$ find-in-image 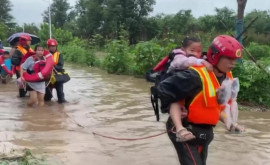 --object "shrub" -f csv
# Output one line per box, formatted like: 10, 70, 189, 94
59, 38, 96, 66
103, 39, 131, 74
